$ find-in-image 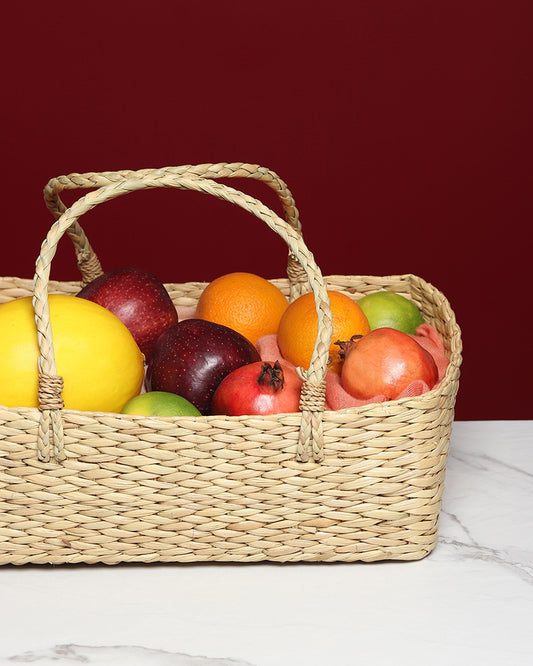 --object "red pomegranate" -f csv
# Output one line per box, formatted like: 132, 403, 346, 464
337, 327, 438, 400
212, 360, 303, 416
